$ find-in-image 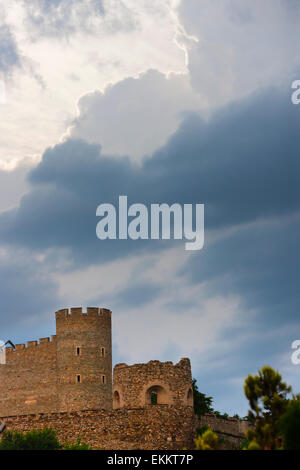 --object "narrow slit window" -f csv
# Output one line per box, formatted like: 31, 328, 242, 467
101, 347, 106, 357
76, 347, 81, 356
101, 375, 106, 384
76, 374, 81, 383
